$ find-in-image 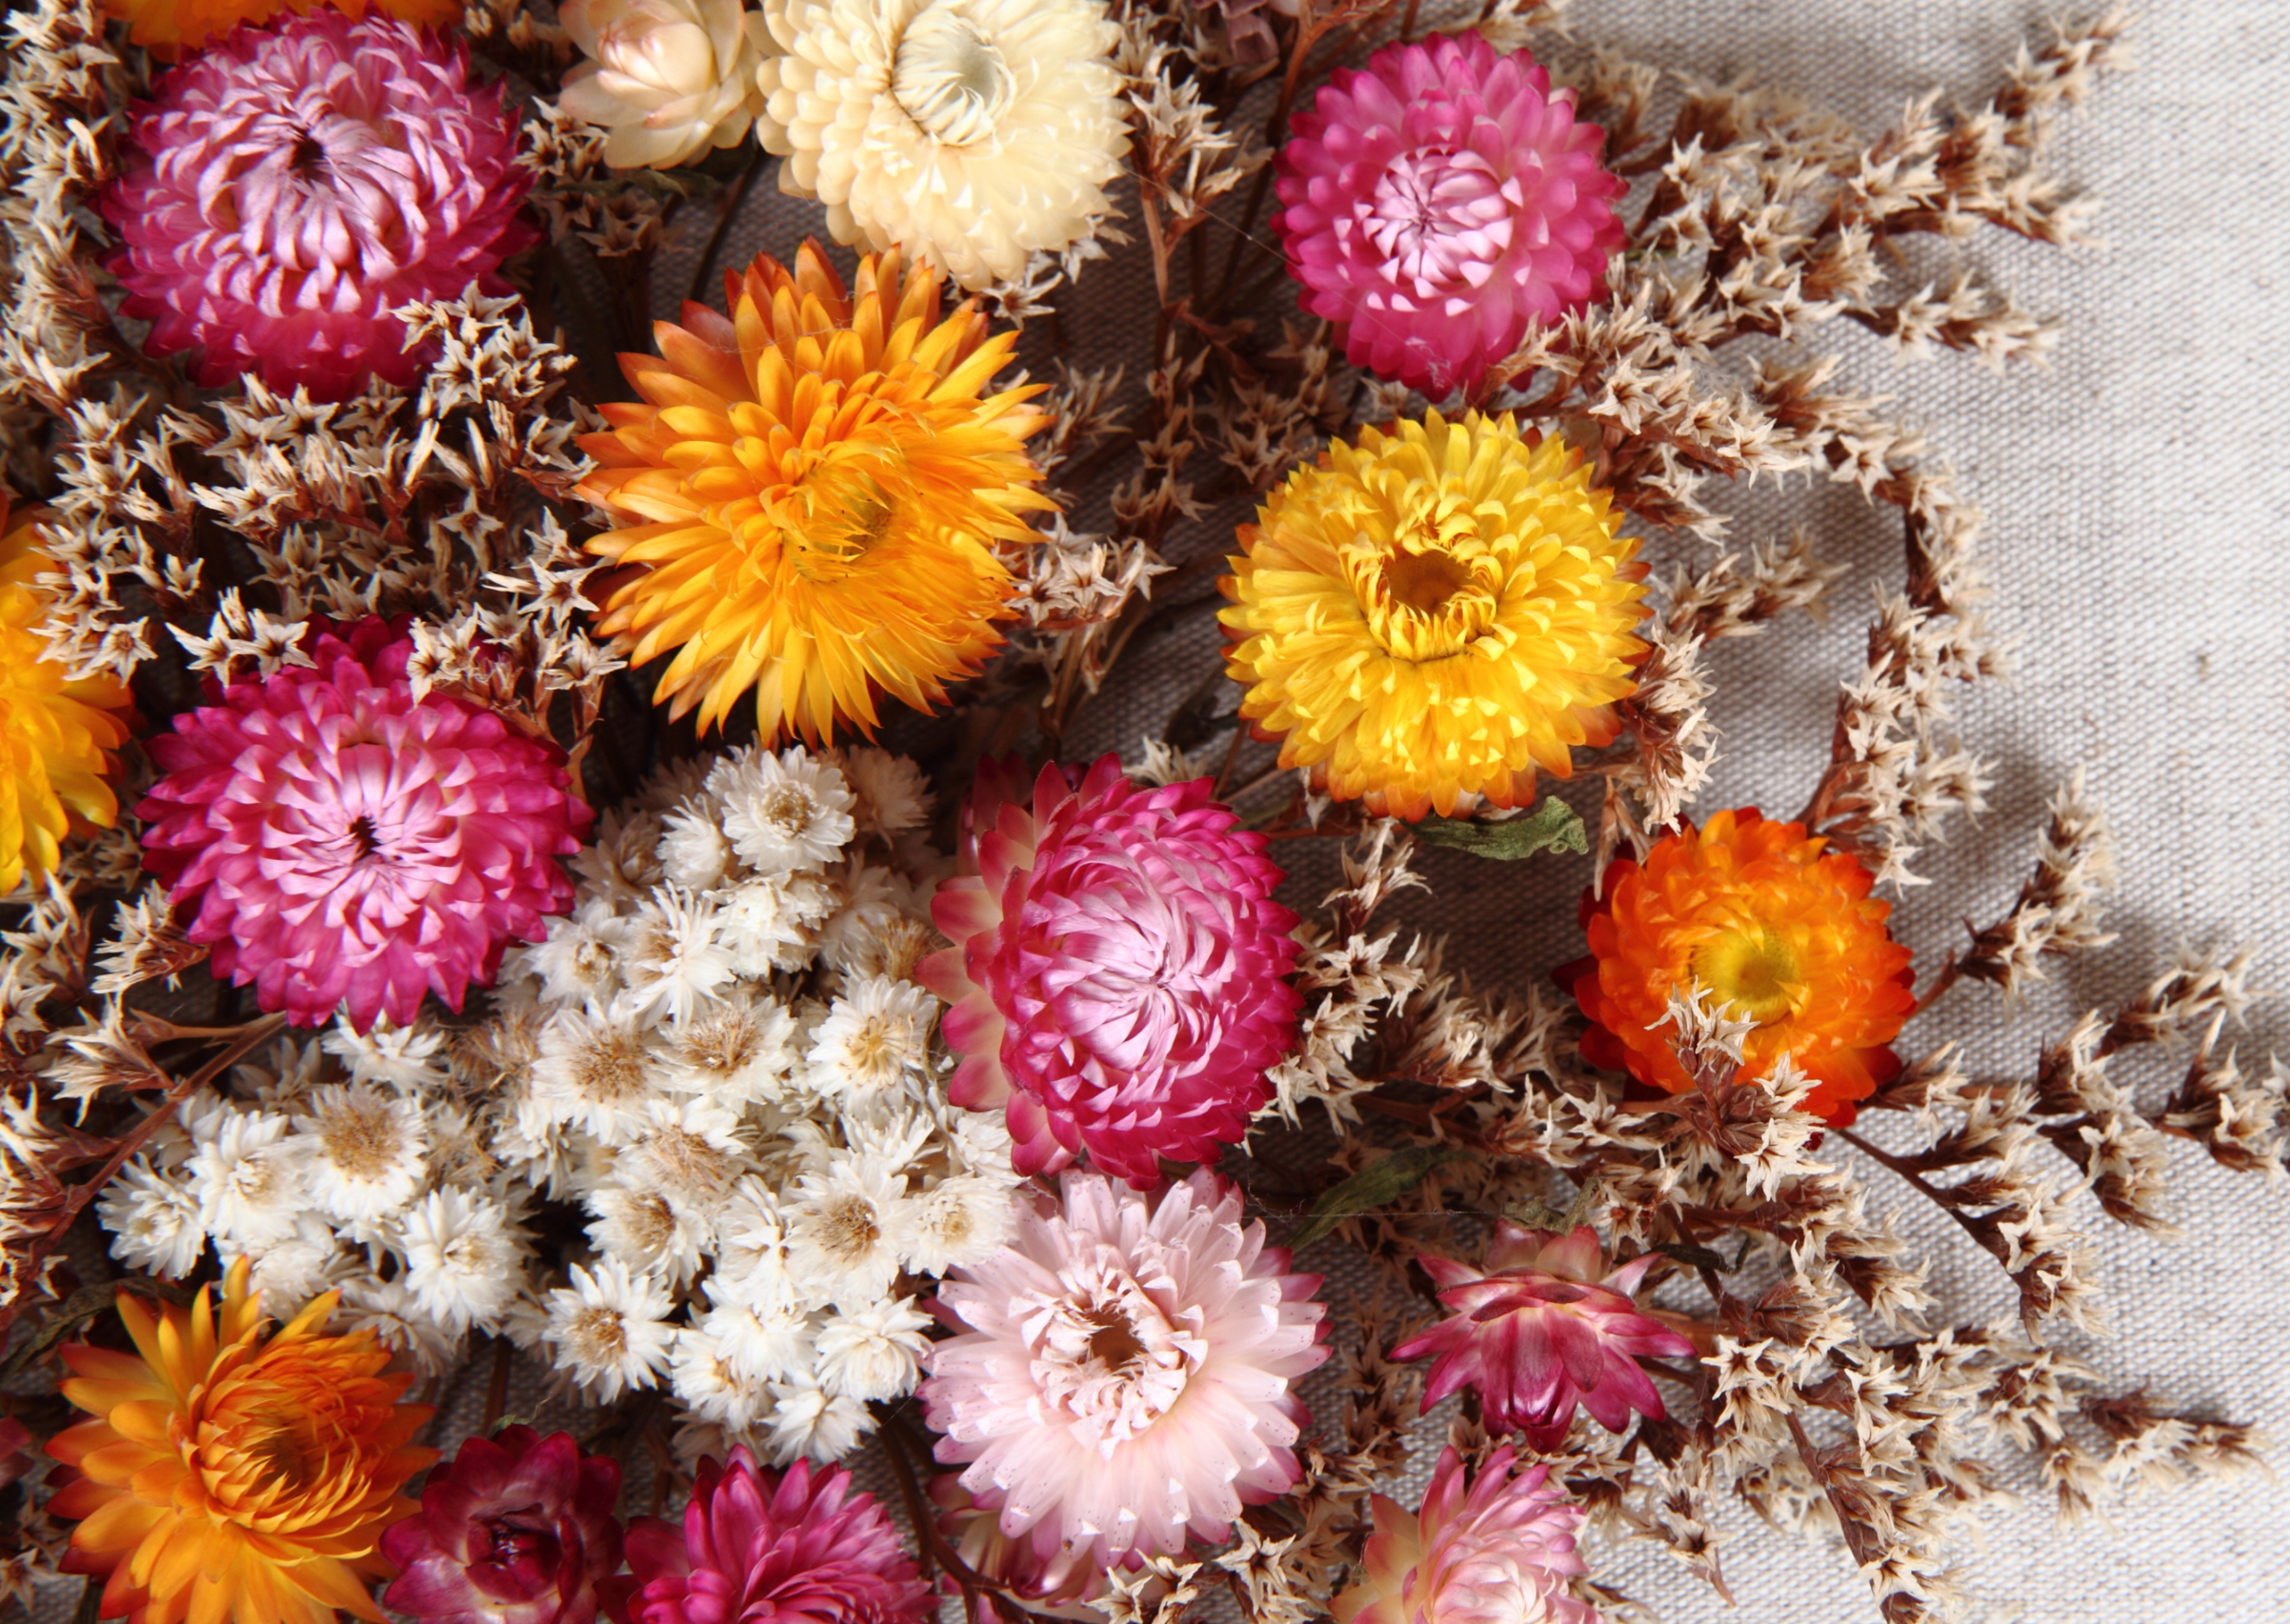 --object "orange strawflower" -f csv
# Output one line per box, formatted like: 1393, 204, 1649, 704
105, 0, 463, 59
46, 1258, 436, 1624
577, 242, 1050, 742
1557, 808, 1917, 1123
